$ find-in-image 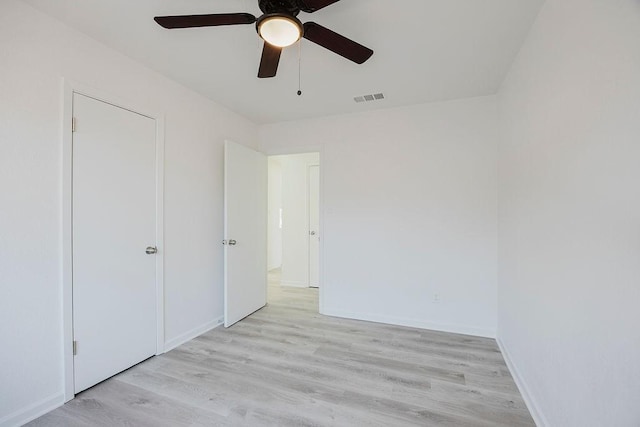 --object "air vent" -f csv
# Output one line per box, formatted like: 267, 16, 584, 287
354, 93, 385, 103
